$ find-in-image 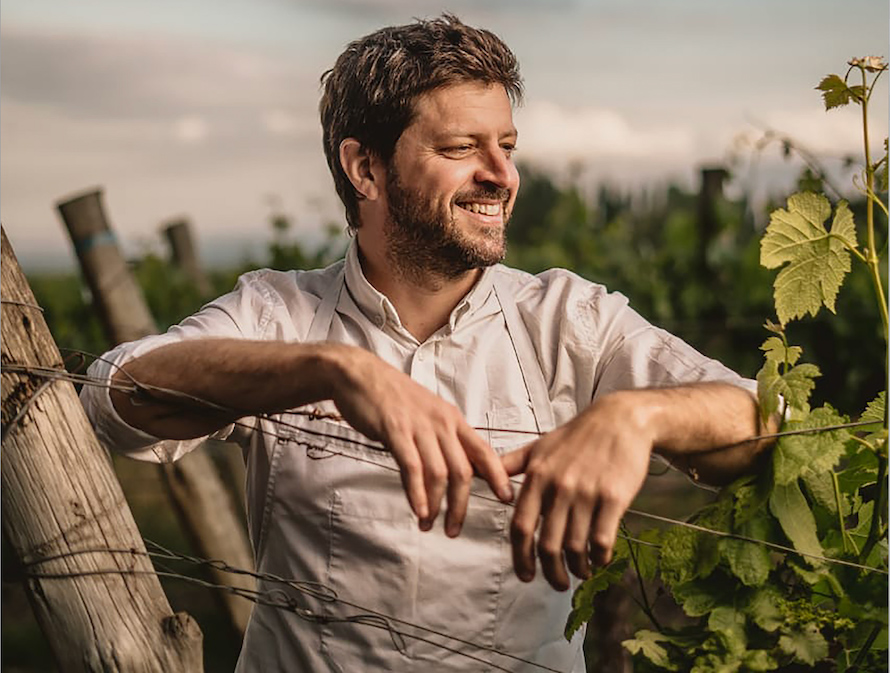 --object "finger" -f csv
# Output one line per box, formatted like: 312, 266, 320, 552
388, 430, 429, 524
414, 431, 448, 531
589, 496, 625, 567
564, 505, 594, 580
439, 434, 473, 538
537, 493, 572, 591
500, 443, 532, 478
510, 469, 544, 583
458, 424, 514, 502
